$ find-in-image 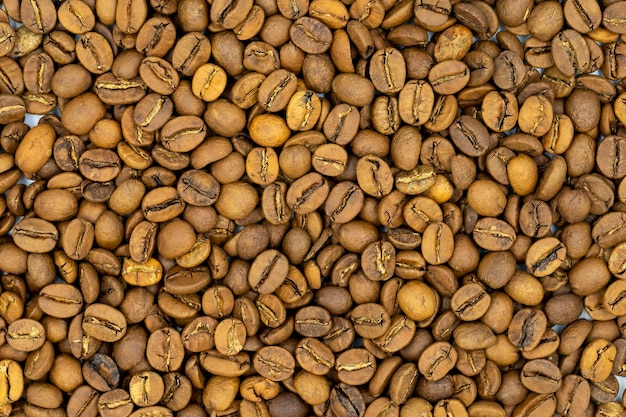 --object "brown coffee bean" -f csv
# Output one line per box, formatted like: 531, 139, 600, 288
421, 222, 454, 265
38, 283, 83, 319
13, 218, 58, 254
418, 342, 458, 382
521, 359, 562, 394
397, 281, 437, 322
6, 318, 46, 352
331, 73, 375, 107
257, 69, 297, 112
295, 305, 331, 337
415, 0, 451, 27
602, 2, 626, 35
20, 0, 57, 34
140, 57, 180, 95
450, 282, 491, 321
349, 303, 391, 339
428, 60, 470, 95
248, 249, 289, 294
449, 115, 490, 157
508, 308, 548, 352
290, 17, 332, 54
146, 327, 184, 371
335, 348, 376, 385
580, 338, 616, 382
369, 47, 406, 95
82, 303, 127, 342
525, 237, 567, 277
253, 346, 295, 382
0, 359, 23, 405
